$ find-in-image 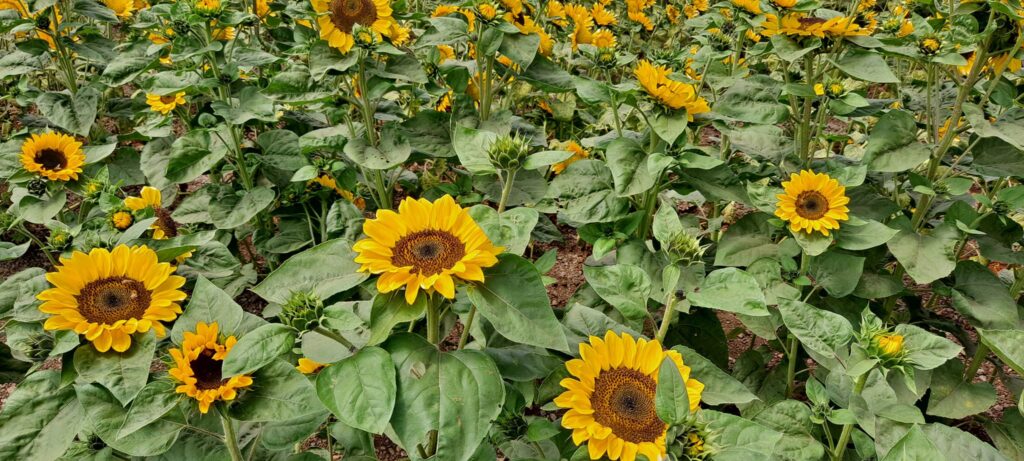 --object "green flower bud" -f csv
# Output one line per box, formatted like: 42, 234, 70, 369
487, 134, 530, 171
48, 228, 71, 249
353, 24, 378, 49
666, 231, 707, 266
280, 291, 324, 331
27, 179, 47, 197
